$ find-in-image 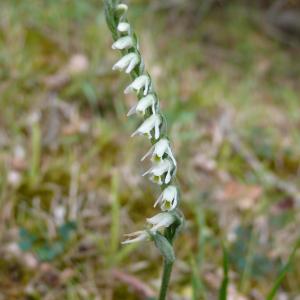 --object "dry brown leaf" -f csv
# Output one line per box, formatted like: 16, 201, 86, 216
219, 181, 262, 210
